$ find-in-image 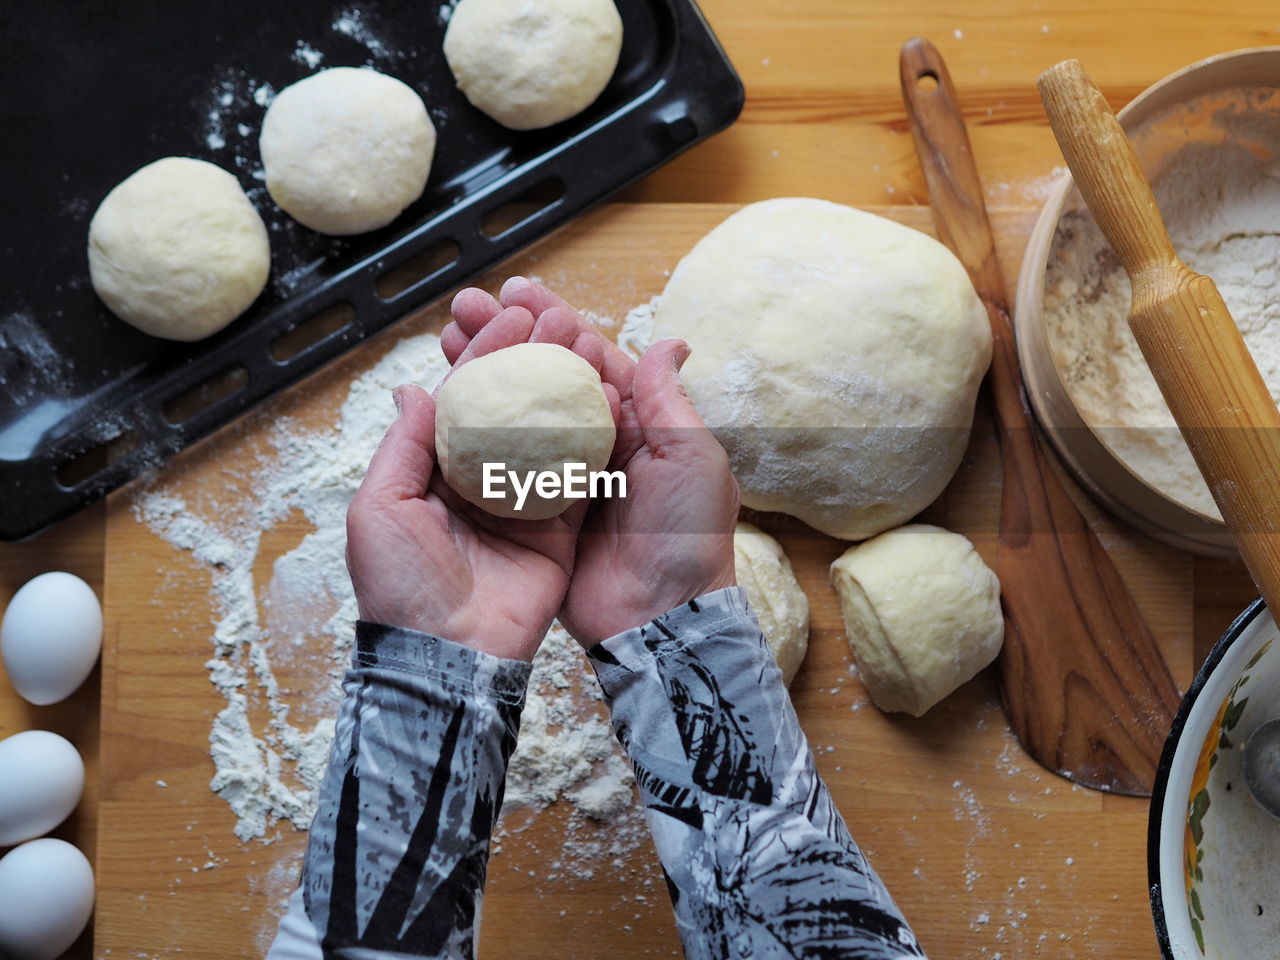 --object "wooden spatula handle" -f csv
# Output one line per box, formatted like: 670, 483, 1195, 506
899, 38, 1002, 298
903, 39, 1178, 796
1039, 59, 1280, 614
